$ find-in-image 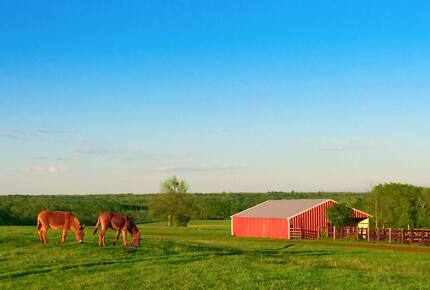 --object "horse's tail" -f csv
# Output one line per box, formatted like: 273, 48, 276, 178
36, 215, 42, 232
93, 217, 100, 235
